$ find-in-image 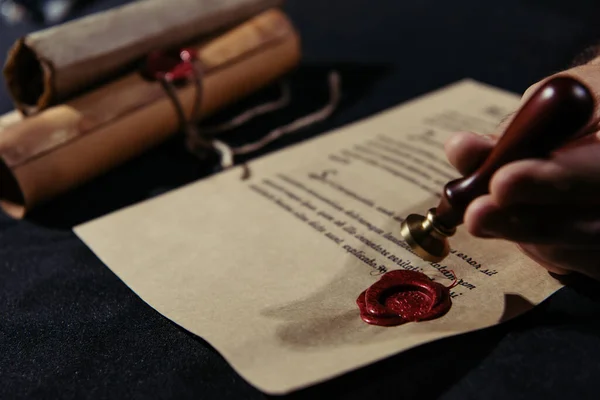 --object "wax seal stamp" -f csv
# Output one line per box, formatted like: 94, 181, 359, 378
357, 269, 455, 327
400, 76, 595, 262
